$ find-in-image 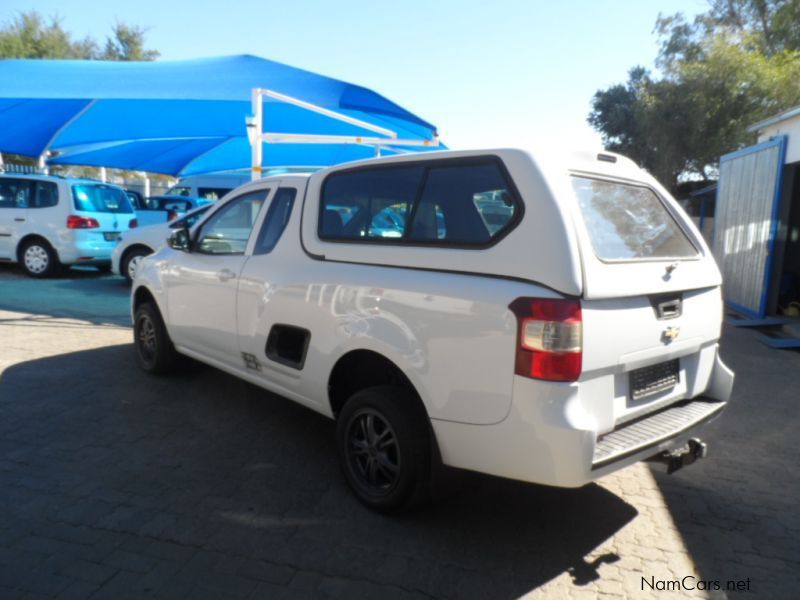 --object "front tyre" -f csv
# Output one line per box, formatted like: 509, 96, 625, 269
20, 239, 60, 278
122, 247, 152, 283
336, 386, 431, 512
134, 302, 177, 375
